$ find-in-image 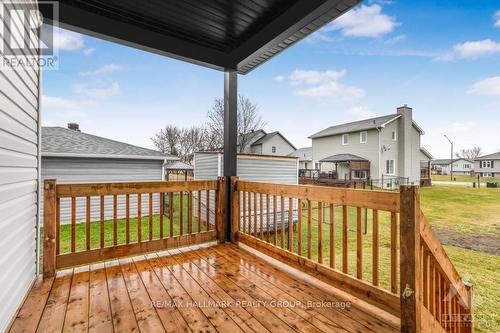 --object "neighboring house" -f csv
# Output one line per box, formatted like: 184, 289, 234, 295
309, 105, 426, 185
41, 124, 178, 224
419, 148, 433, 180
431, 158, 474, 175
238, 129, 296, 156
288, 147, 319, 170
474, 152, 500, 178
